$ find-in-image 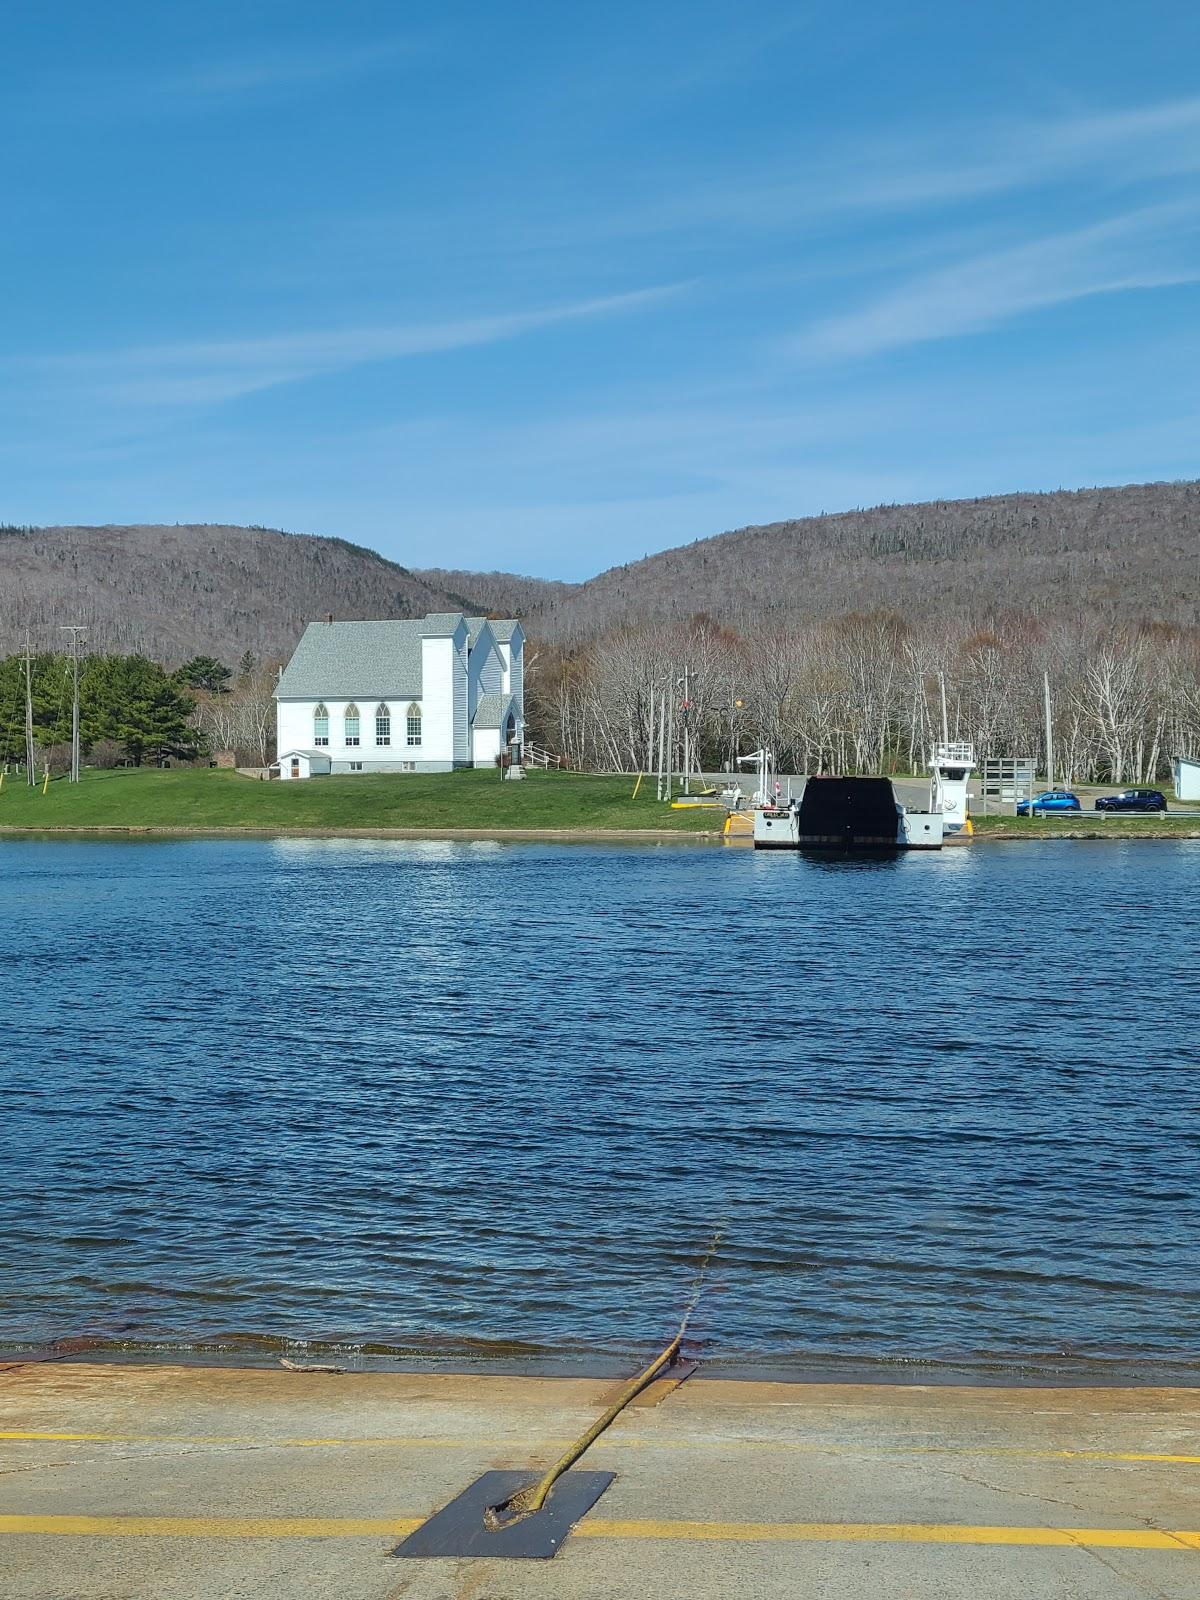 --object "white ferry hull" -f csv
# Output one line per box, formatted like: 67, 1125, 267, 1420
752, 778, 944, 850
